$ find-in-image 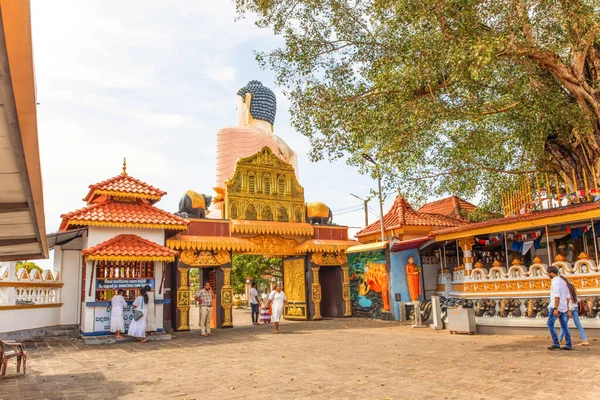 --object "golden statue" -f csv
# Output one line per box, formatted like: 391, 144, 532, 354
212, 80, 299, 218
406, 256, 422, 302
360, 262, 390, 312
